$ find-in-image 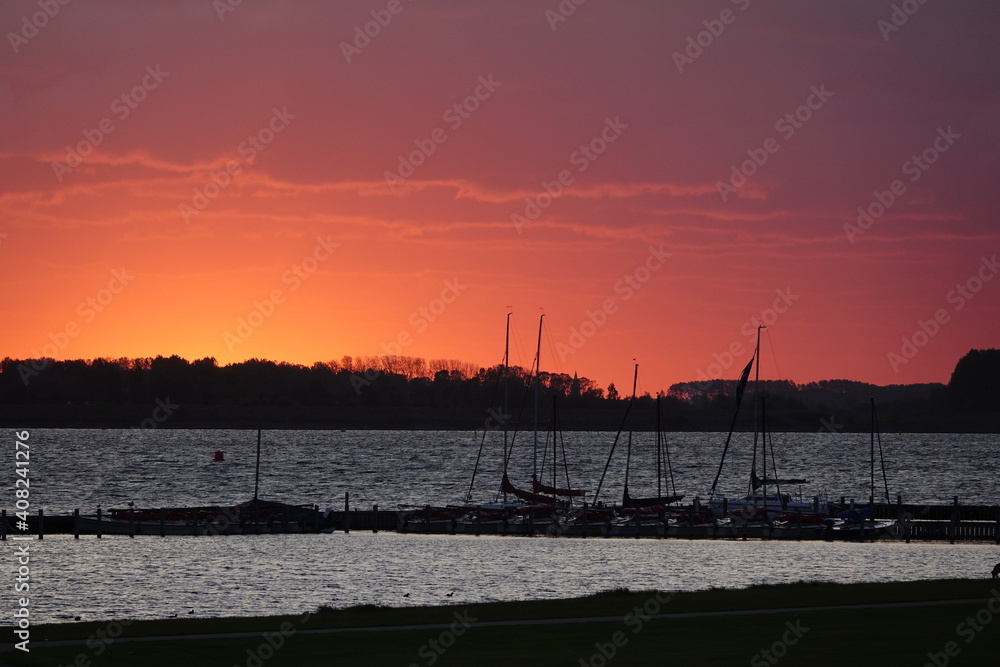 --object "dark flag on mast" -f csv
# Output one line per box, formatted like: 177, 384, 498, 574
735, 355, 754, 410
